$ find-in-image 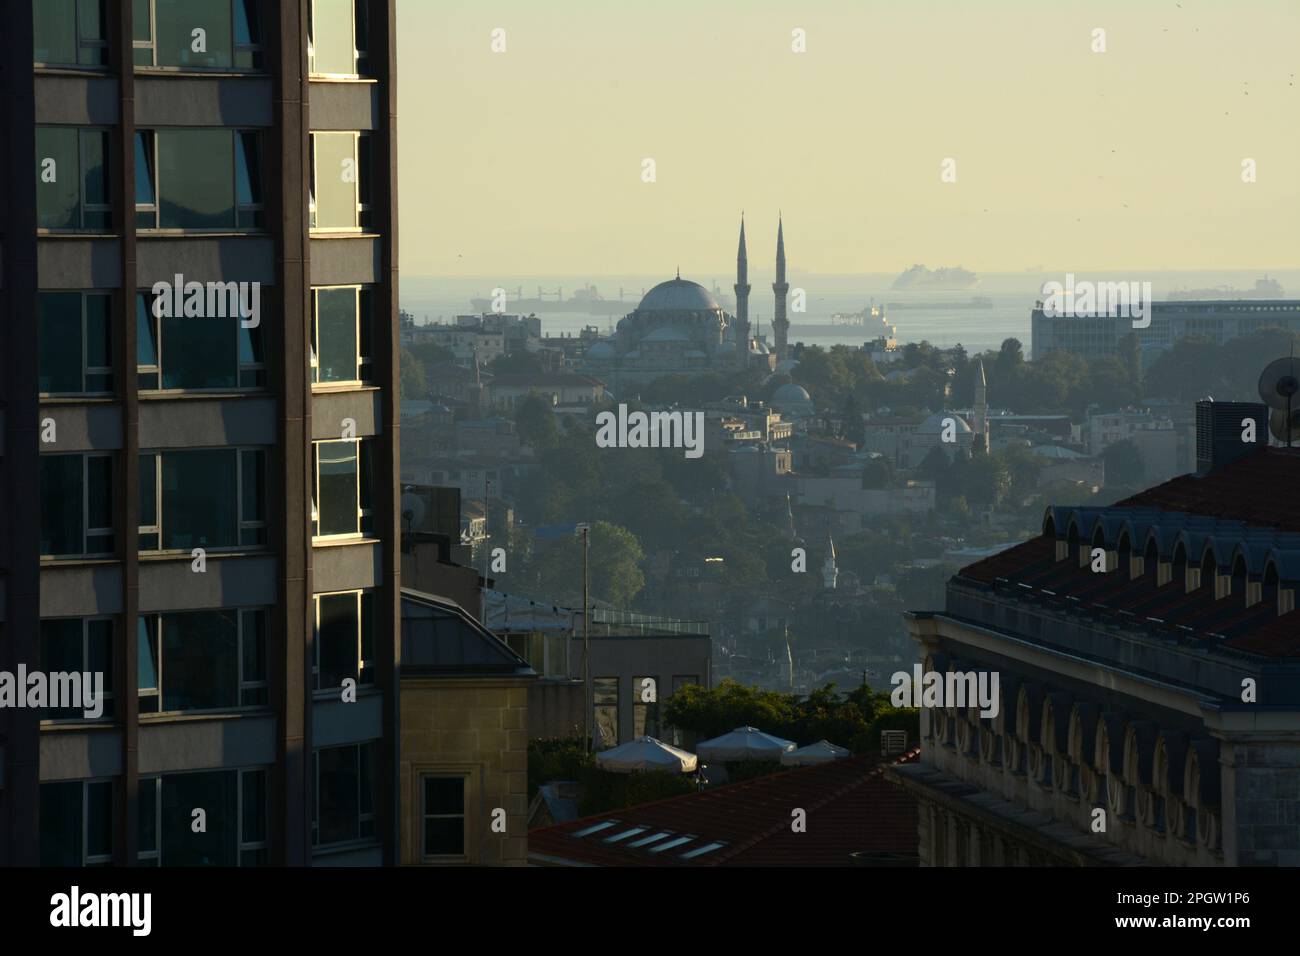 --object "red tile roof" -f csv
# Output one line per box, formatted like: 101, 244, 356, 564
955, 448, 1300, 657
527, 750, 919, 867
